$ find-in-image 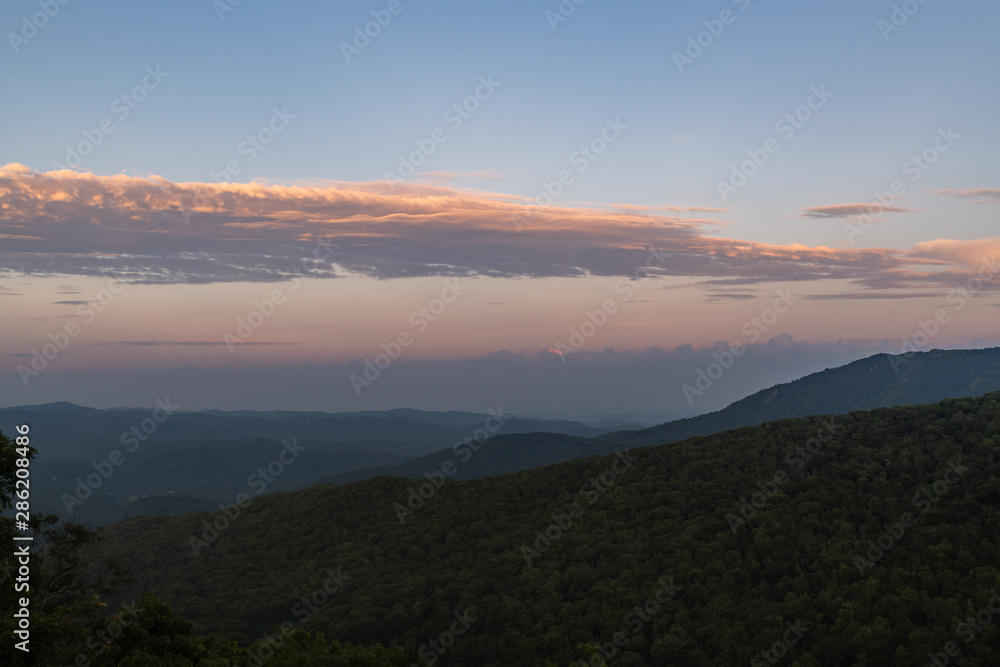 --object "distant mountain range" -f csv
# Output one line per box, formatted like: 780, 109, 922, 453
318, 347, 1000, 484
6, 347, 1000, 526
0, 403, 646, 525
